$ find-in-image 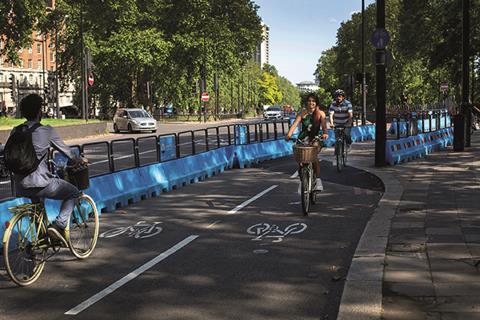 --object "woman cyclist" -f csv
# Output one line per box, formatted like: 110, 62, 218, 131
285, 92, 329, 192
